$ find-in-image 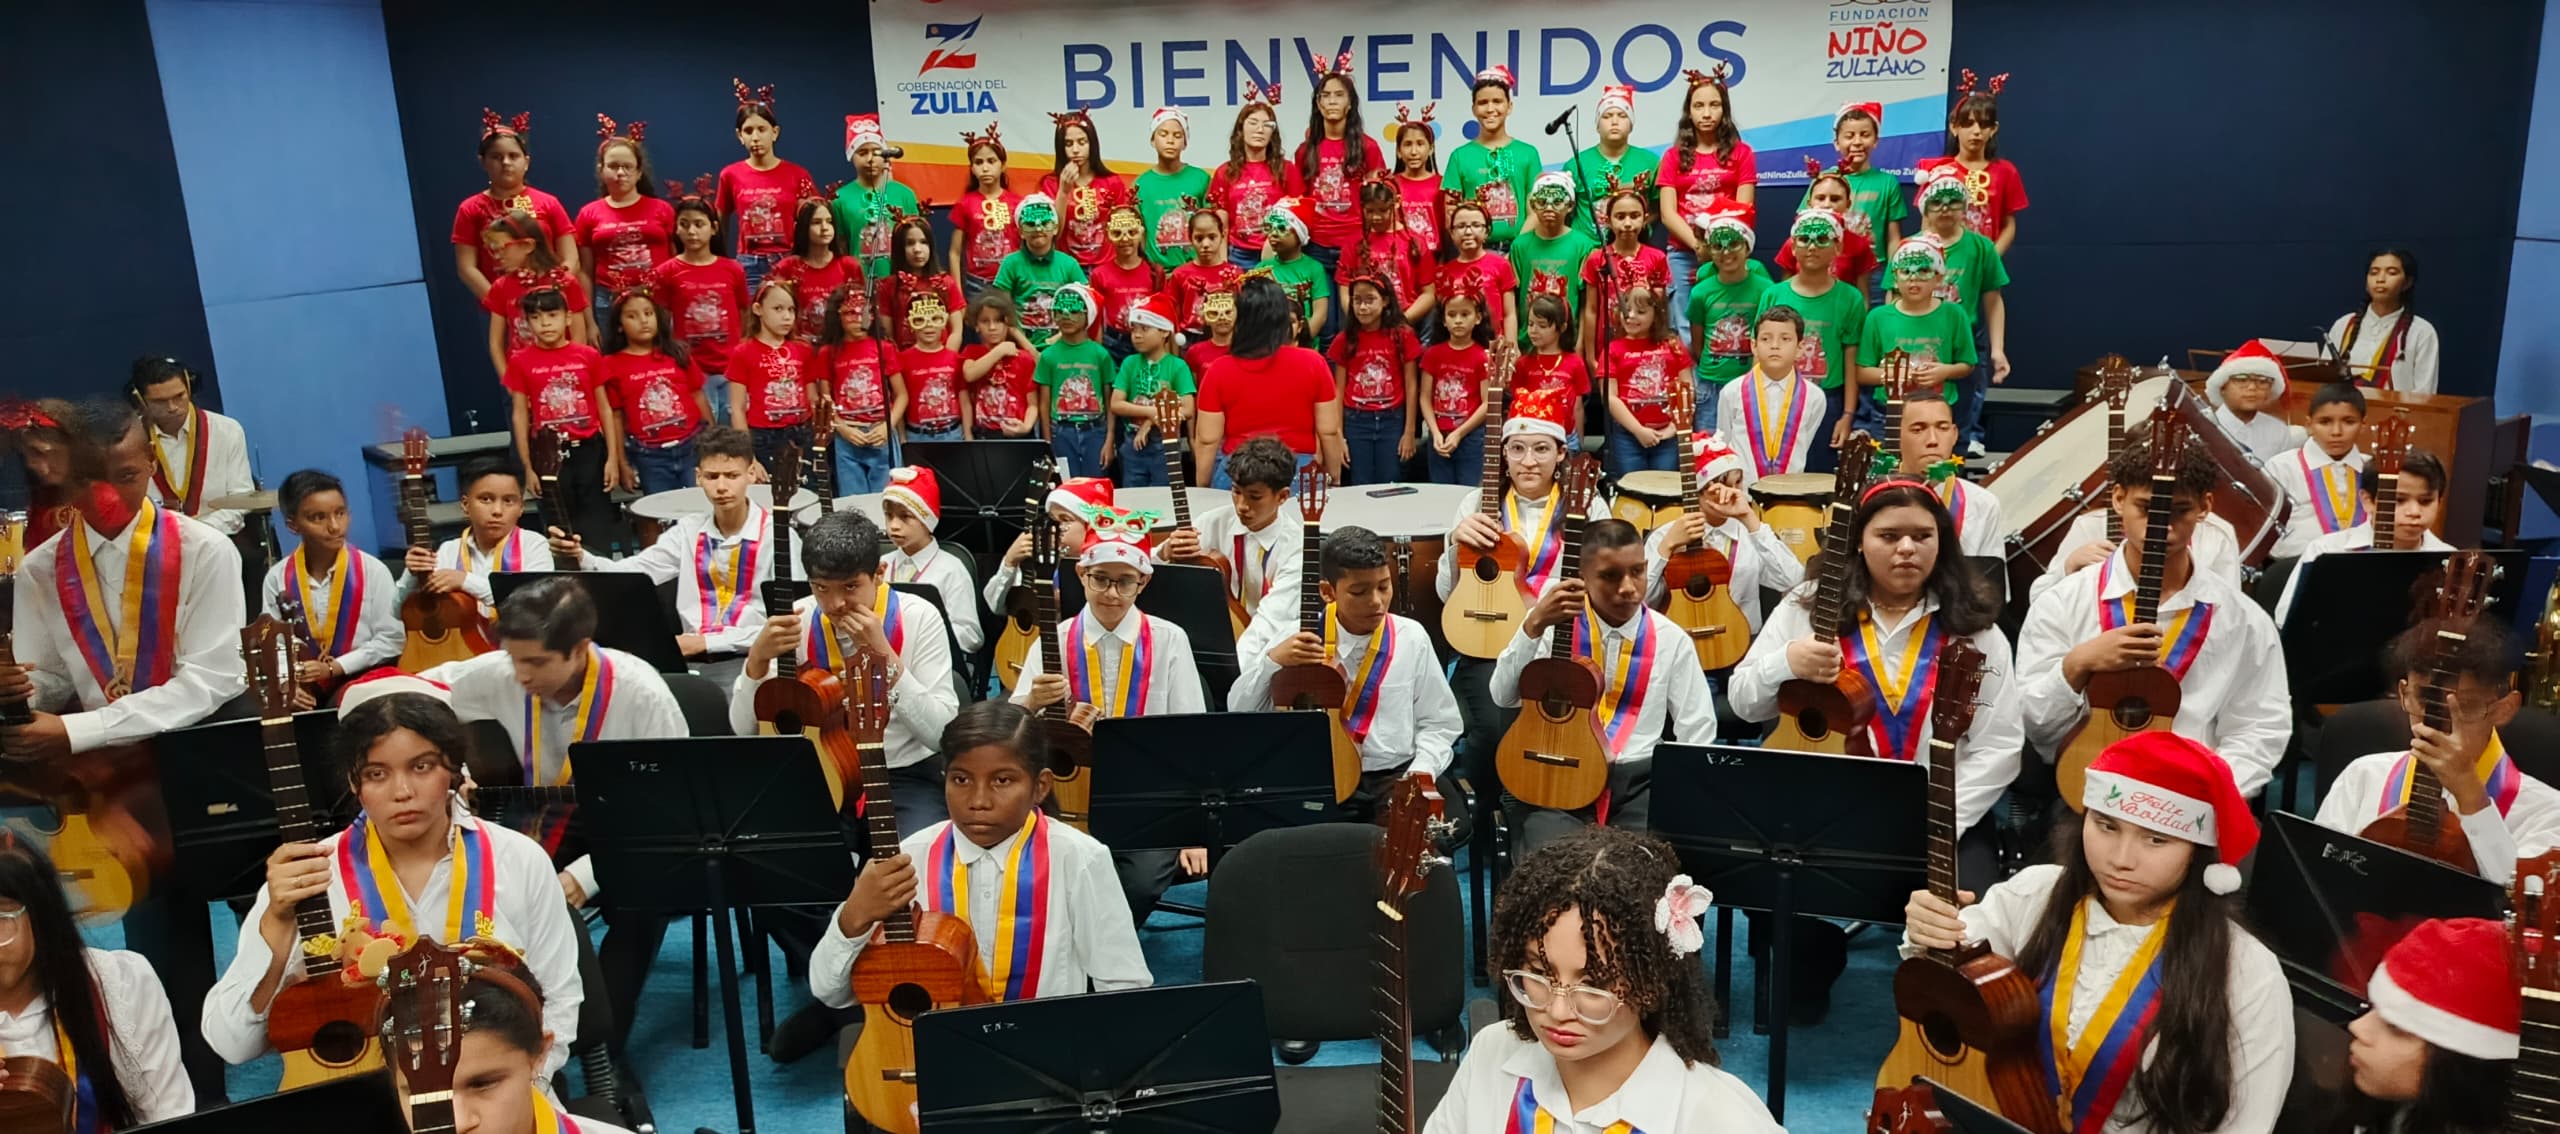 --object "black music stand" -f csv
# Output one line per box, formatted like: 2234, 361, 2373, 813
574, 736, 857, 1134
129, 1069, 406, 1131
900, 439, 1051, 562
914, 980, 1281, 1133
2279, 549, 2526, 705
1921, 1077, 2033, 1134
1647, 743, 1929, 1121
2249, 811, 2503, 1025
492, 570, 690, 674
1057, 562, 1242, 708
155, 711, 356, 901
1087, 711, 1343, 855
